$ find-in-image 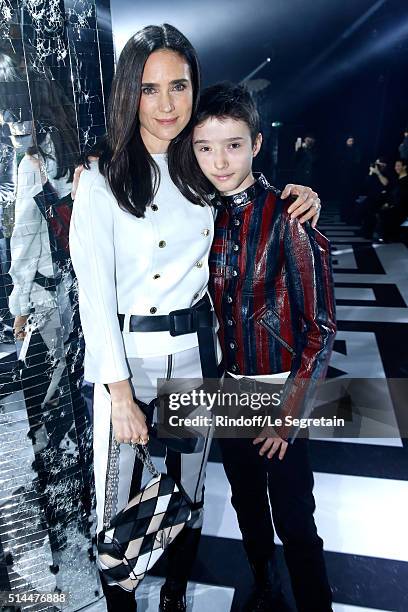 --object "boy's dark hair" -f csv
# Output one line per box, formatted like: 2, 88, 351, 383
175, 82, 261, 206
196, 82, 260, 144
